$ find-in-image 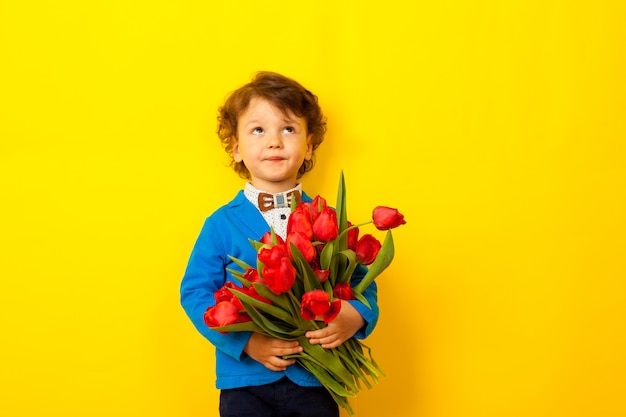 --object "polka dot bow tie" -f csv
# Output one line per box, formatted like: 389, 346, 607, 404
257, 190, 302, 212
